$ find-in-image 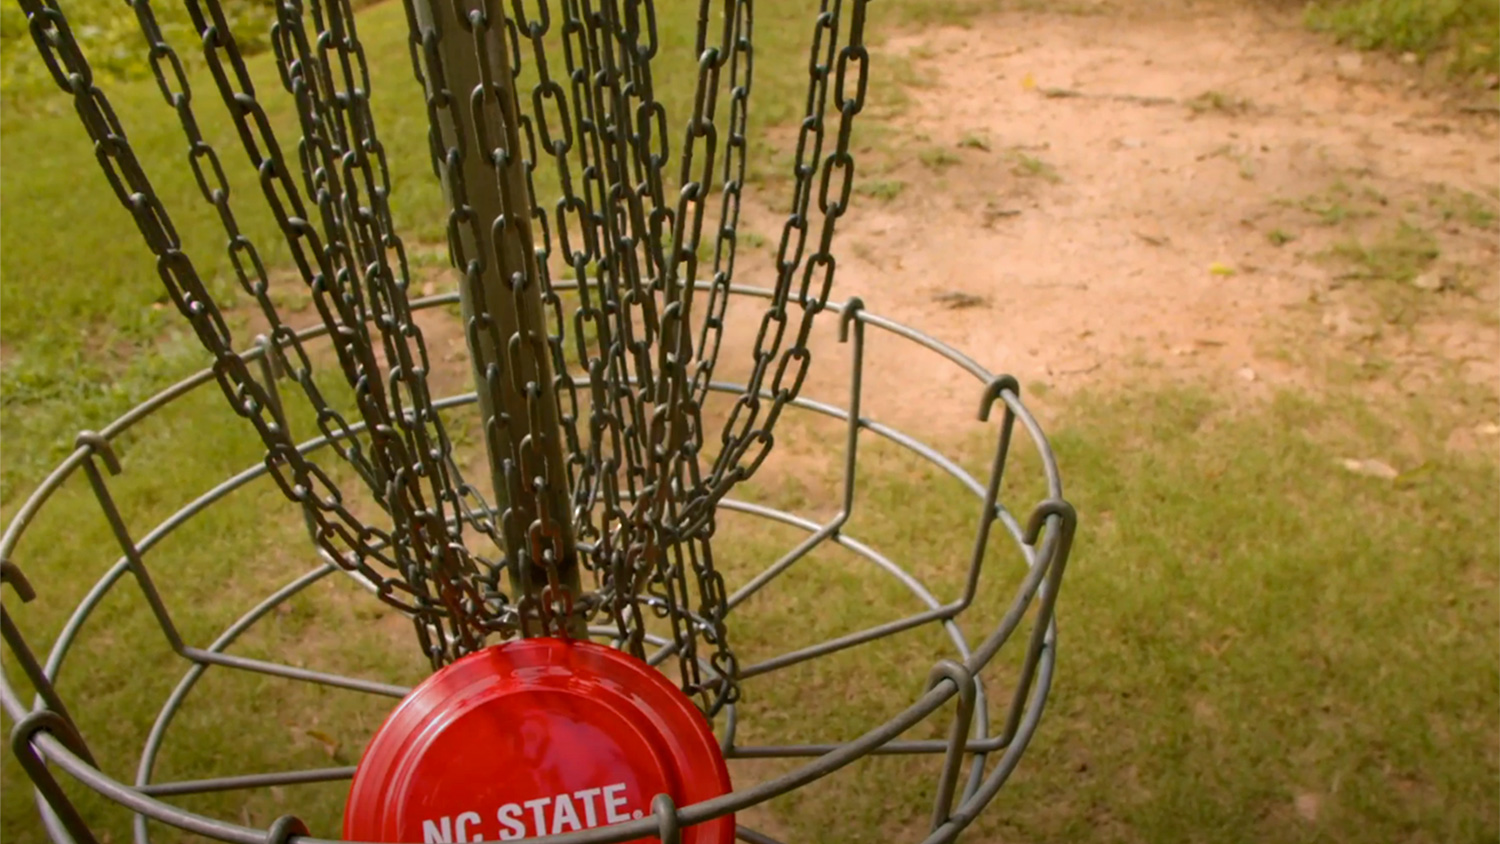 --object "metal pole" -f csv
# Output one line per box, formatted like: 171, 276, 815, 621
410, 0, 584, 635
